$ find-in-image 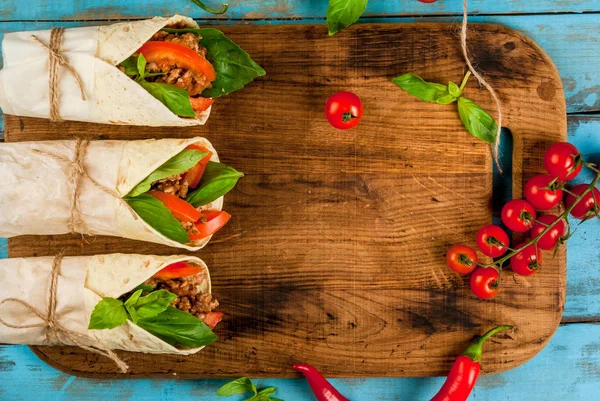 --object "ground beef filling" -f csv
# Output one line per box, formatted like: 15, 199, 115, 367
146, 31, 213, 97
151, 174, 189, 198
143, 271, 219, 320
